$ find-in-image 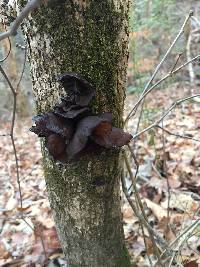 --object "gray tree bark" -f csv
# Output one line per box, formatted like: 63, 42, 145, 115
20, 1, 131, 266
